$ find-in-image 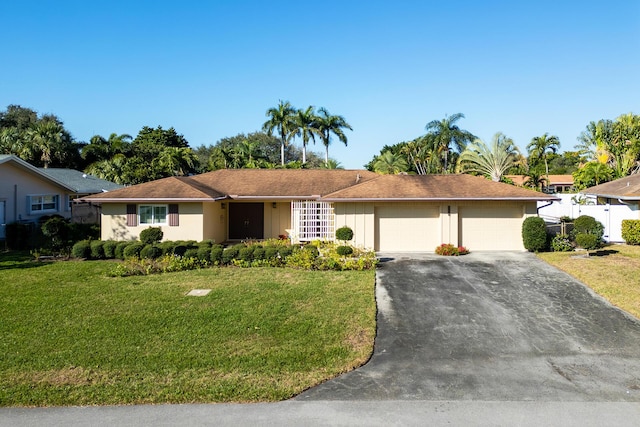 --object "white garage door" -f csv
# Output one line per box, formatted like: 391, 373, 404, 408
459, 205, 524, 251
375, 204, 440, 251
